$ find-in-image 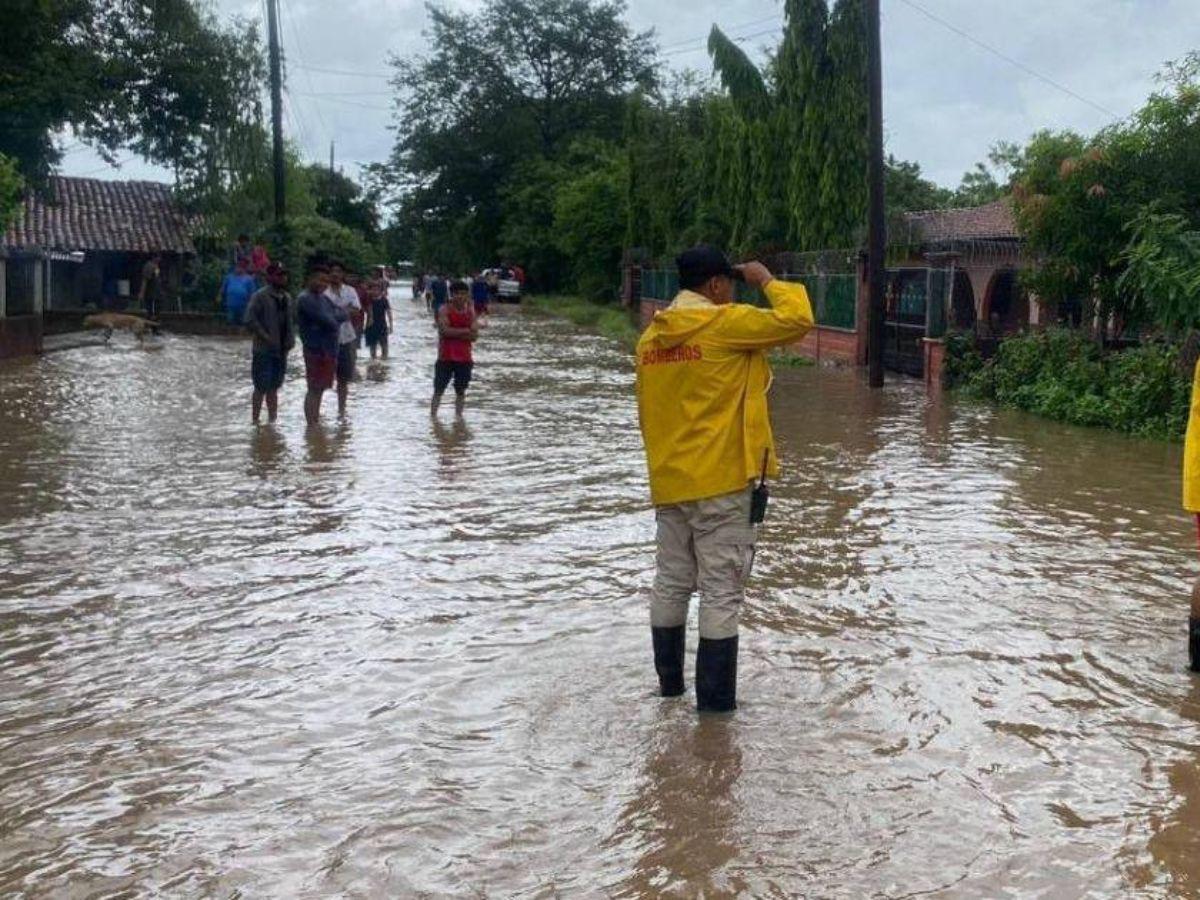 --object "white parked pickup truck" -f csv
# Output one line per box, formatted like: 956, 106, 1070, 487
482, 268, 522, 302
